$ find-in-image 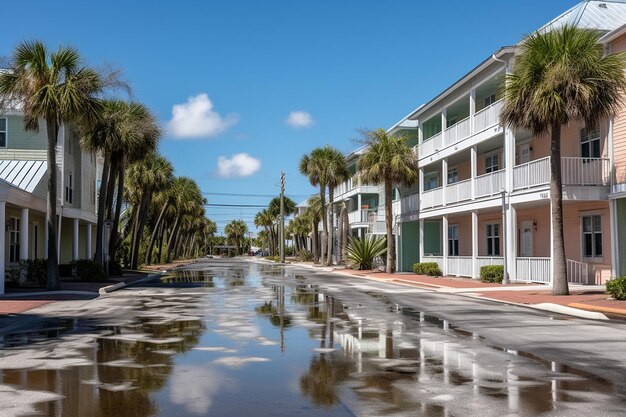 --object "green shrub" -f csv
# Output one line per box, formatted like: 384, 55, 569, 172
413, 262, 443, 276
606, 276, 626, 300
266, 255, 280, 262
480, 265, 504, 283
71, 259, 106, 282
347, 236, 387, 270
20, 259, 47, 287
297, 249, 314, 262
